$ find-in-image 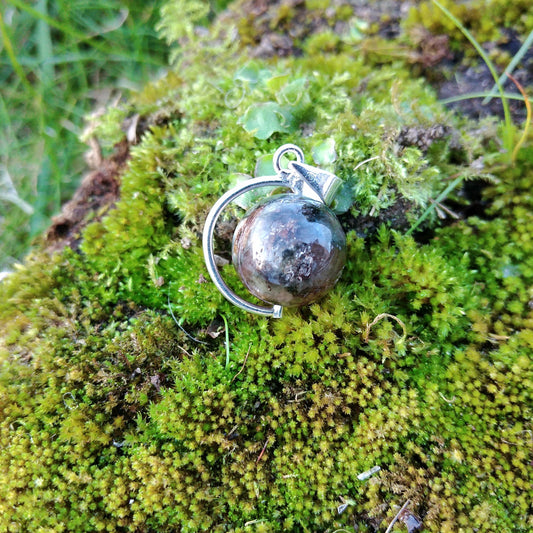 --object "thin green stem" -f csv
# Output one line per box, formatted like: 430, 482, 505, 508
431, 0, 513, 160
167, 294, 208, 345
221, 315, 231, 369
36, 0, 54, 86
483, 29, 533, 105
507, 74, 531, 164
406, 174, 465, 236
440, 92, 525, 105
0, 93, 12, 158
0, 9, 36, 96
